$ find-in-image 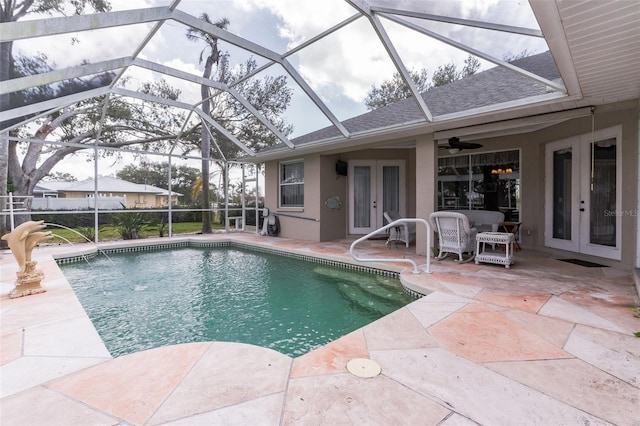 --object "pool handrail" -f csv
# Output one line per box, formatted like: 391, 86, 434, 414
350, 218, 431, 274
